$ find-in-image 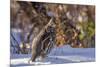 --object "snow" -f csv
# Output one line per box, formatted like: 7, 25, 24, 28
10, 45, 95, 67
10, 31, 95, 66
11, 30, 21, 45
